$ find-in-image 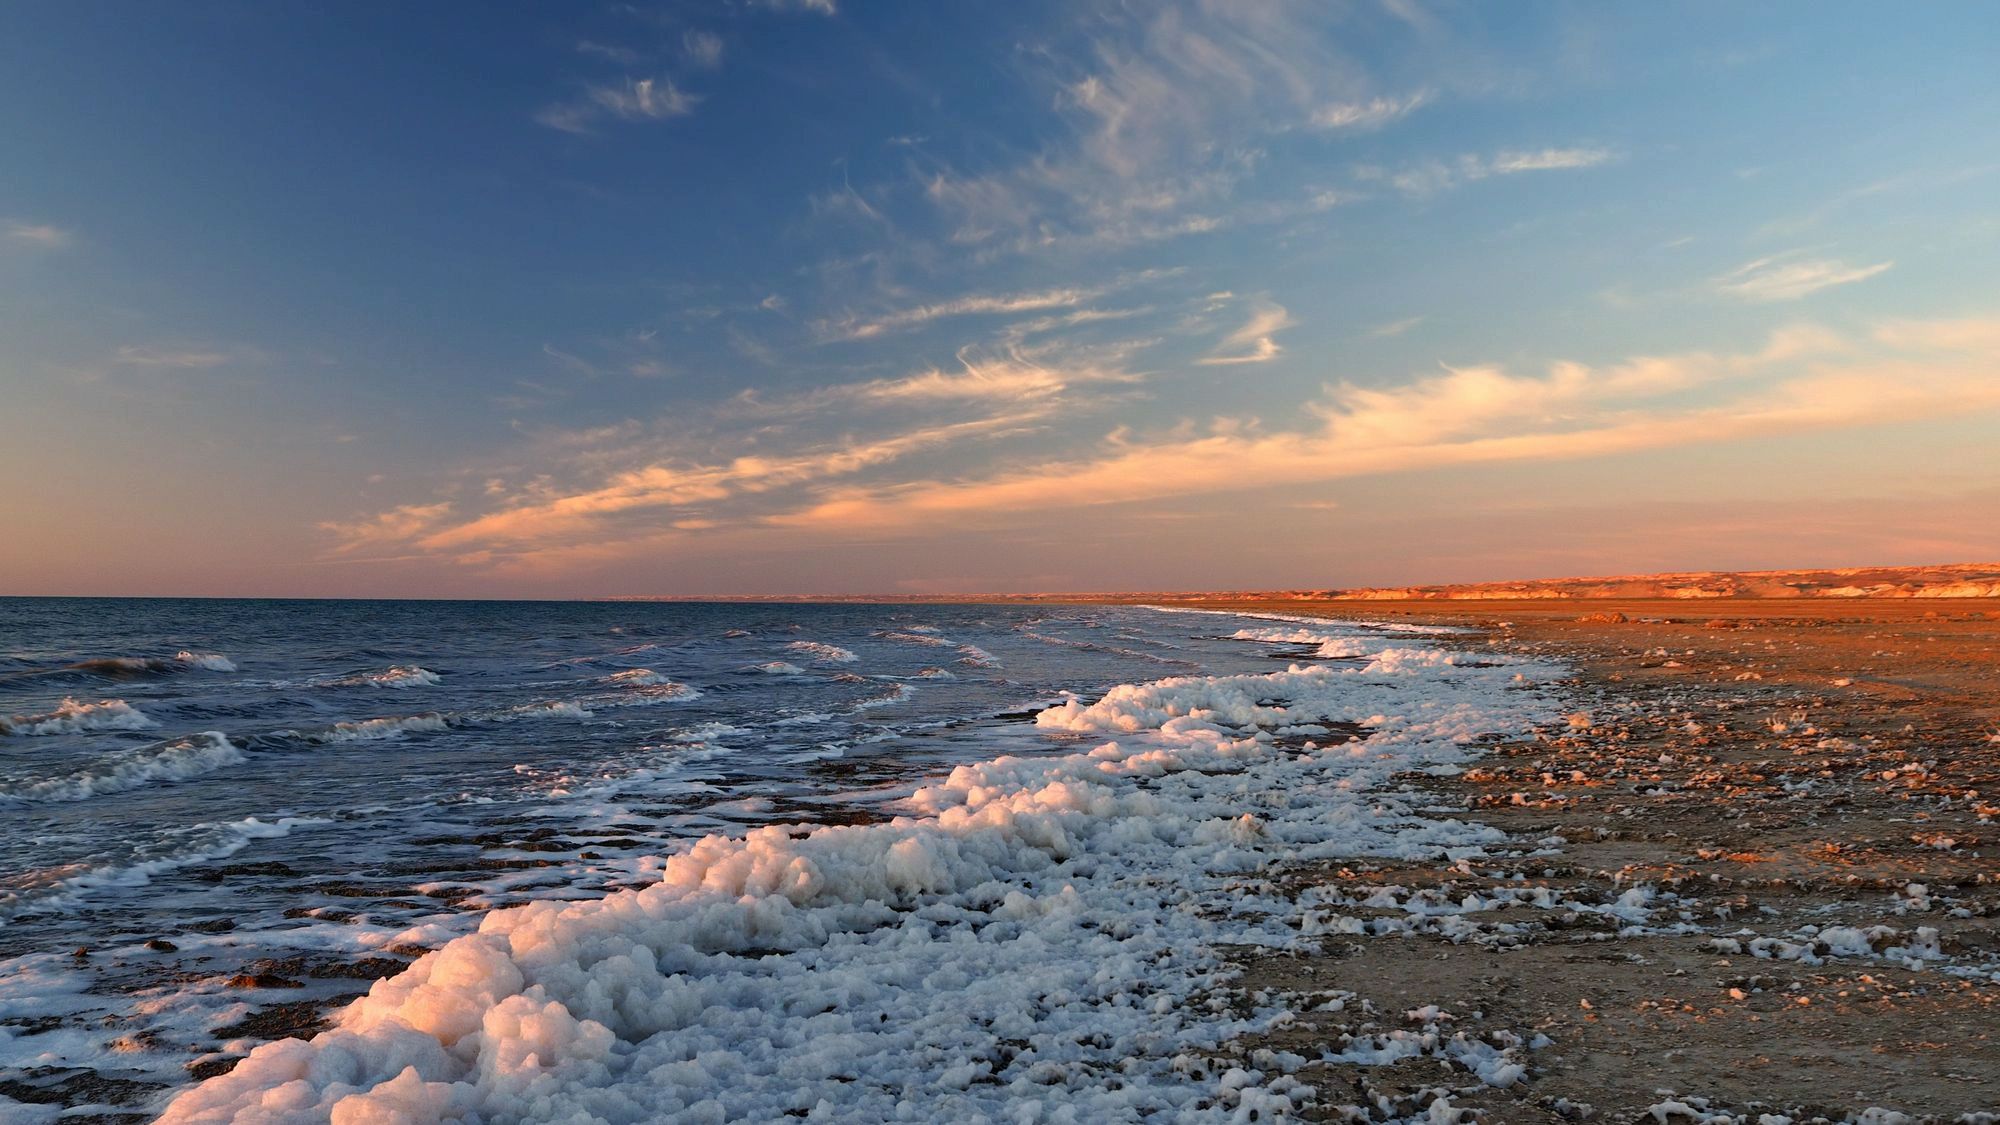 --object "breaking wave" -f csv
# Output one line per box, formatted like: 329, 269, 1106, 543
300, 714, 453, 744
0, 813, 326, 918
0, 697, 158, 737
1227, 626, 1371, 659
785, 640, 860, 664
0, 733, 243, 804
329, 665, 442, 689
